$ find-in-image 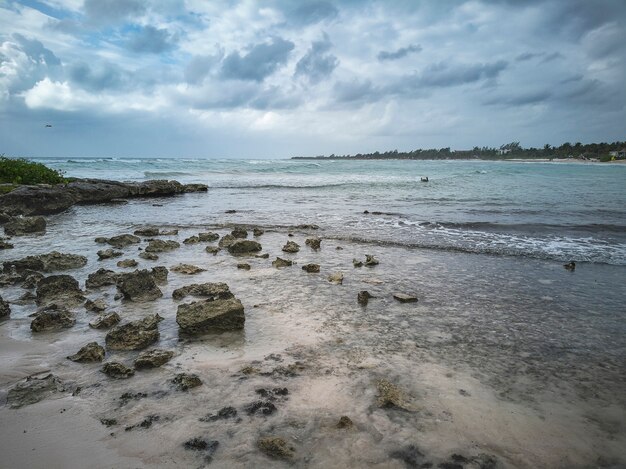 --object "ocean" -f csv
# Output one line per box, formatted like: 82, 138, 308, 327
37, 157, 626, 265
